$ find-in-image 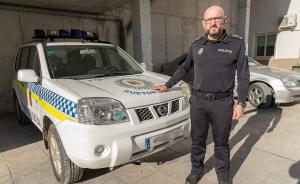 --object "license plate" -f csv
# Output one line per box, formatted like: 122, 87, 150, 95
145, 127, 183, 152
145, 137, 153, 152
